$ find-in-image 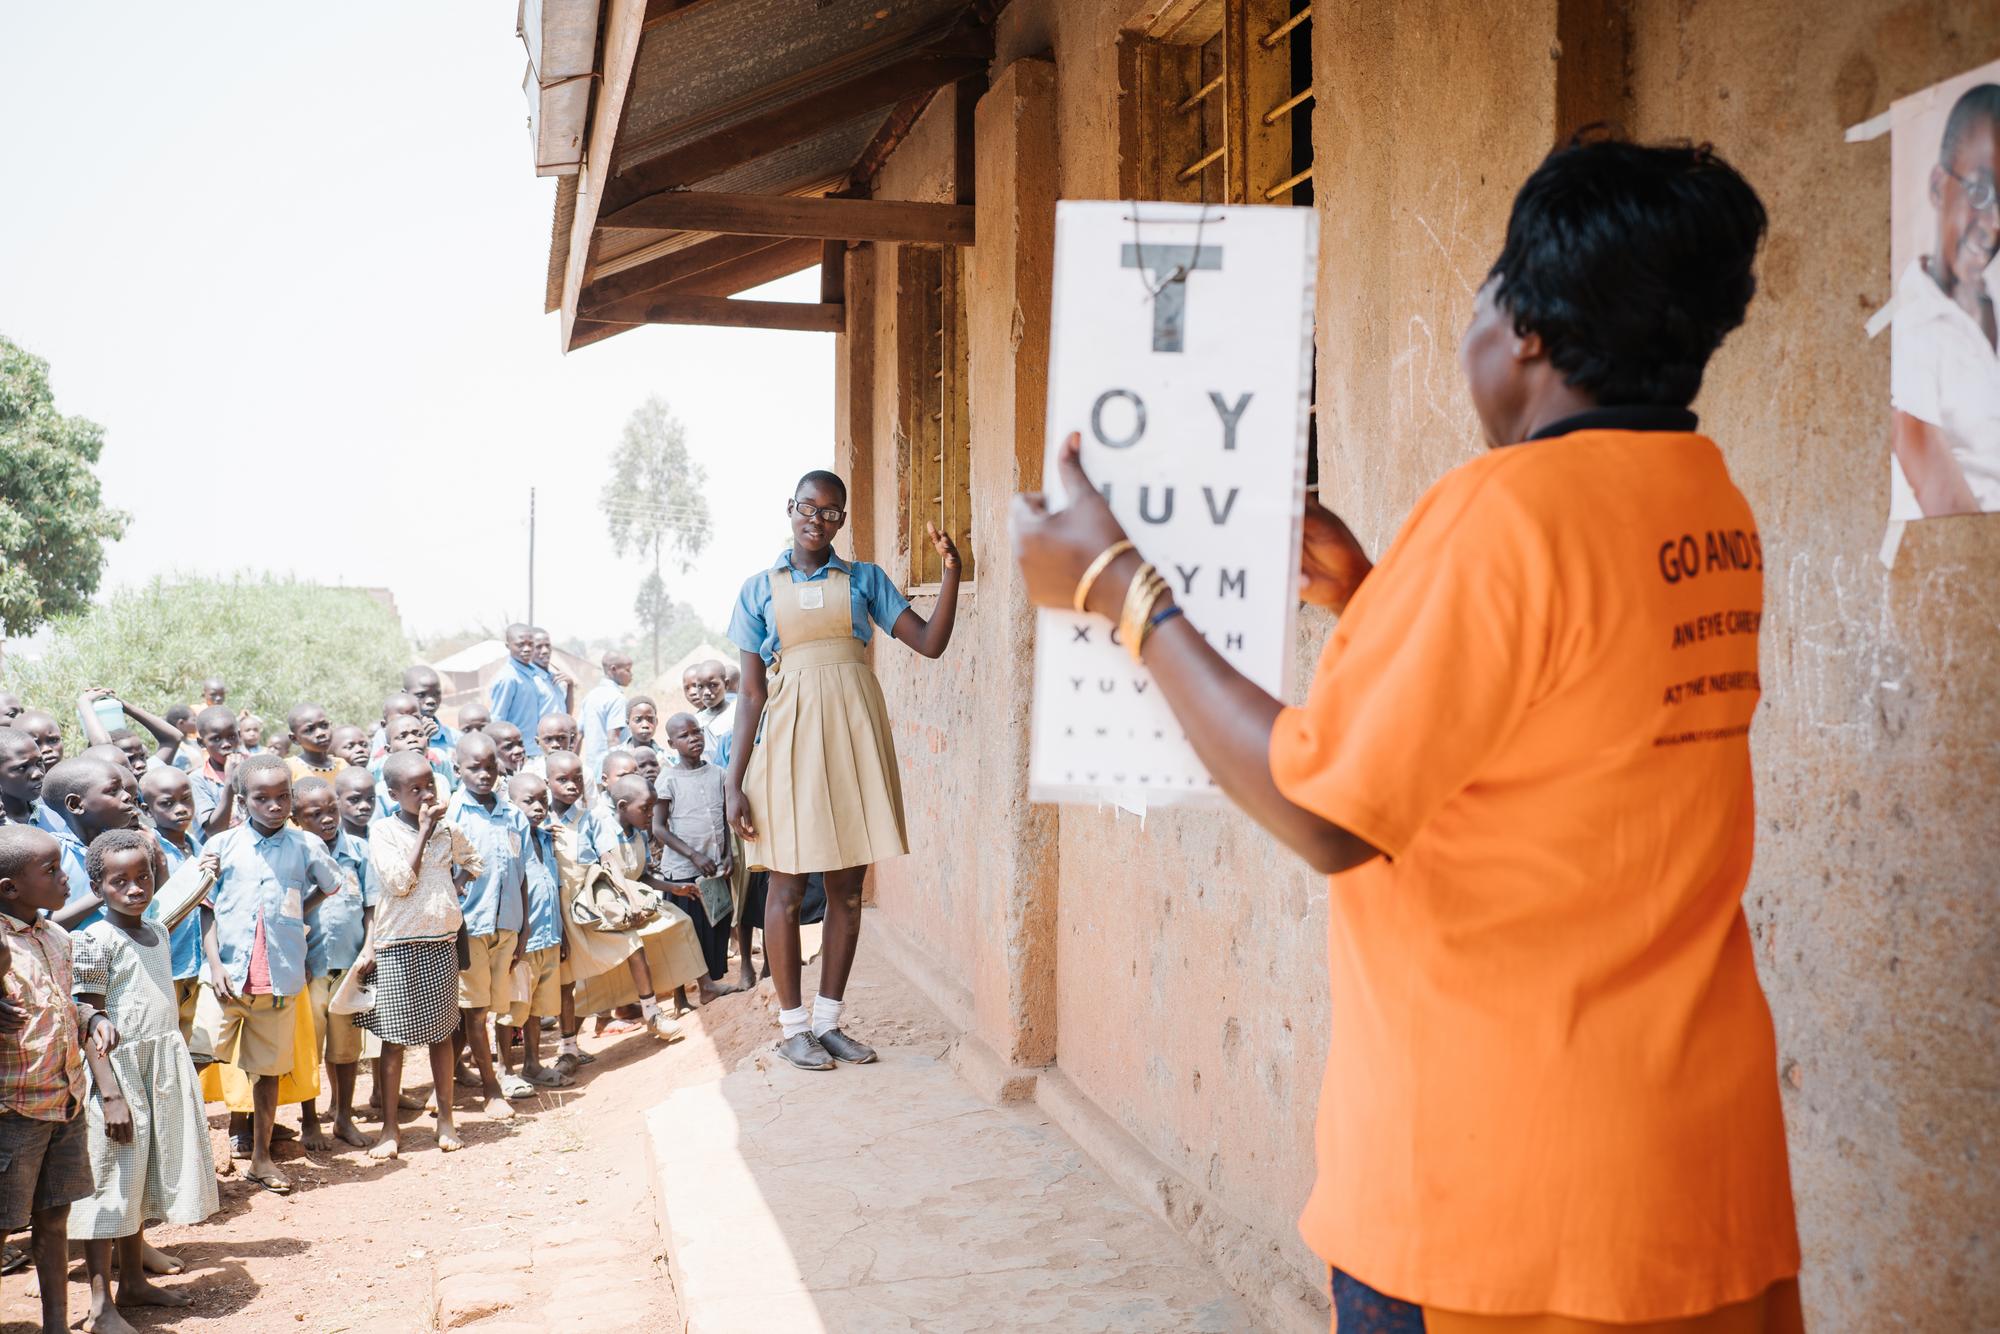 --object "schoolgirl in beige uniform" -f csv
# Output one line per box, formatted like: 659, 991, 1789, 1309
725, 470, 961, 1070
